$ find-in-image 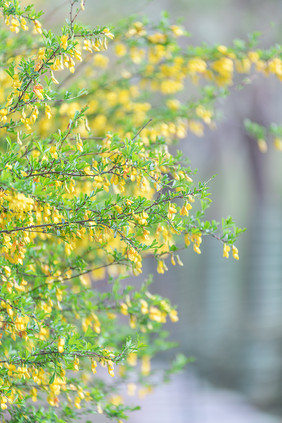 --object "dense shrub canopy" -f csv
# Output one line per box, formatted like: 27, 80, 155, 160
0, 0, 281, 421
